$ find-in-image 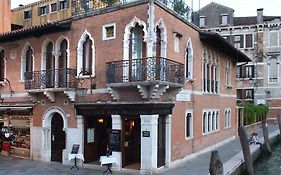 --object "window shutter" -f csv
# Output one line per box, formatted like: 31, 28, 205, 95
57, 1, 61, 10
38, 7, 41, 16
66, 0, 70, 8
46, 5, 49, 14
